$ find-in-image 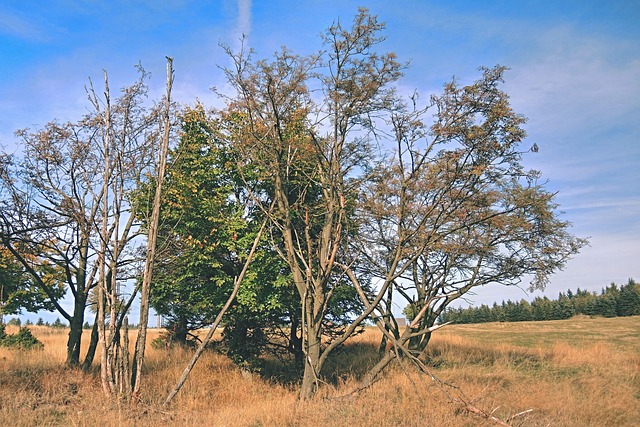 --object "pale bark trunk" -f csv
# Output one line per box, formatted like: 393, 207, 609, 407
131, 57, 174, 396
96, 69, 114, 395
